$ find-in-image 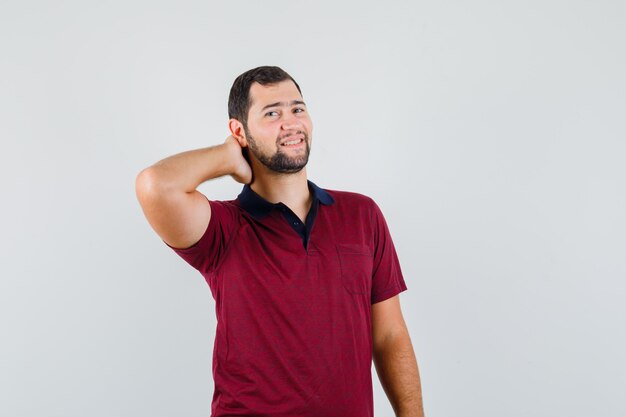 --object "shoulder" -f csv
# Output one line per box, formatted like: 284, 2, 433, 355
326, 188, 373, 202
206, 197, 240, 211
207, 198, 247, 221
210, 197, 241, 209
324, 188, 381, 214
